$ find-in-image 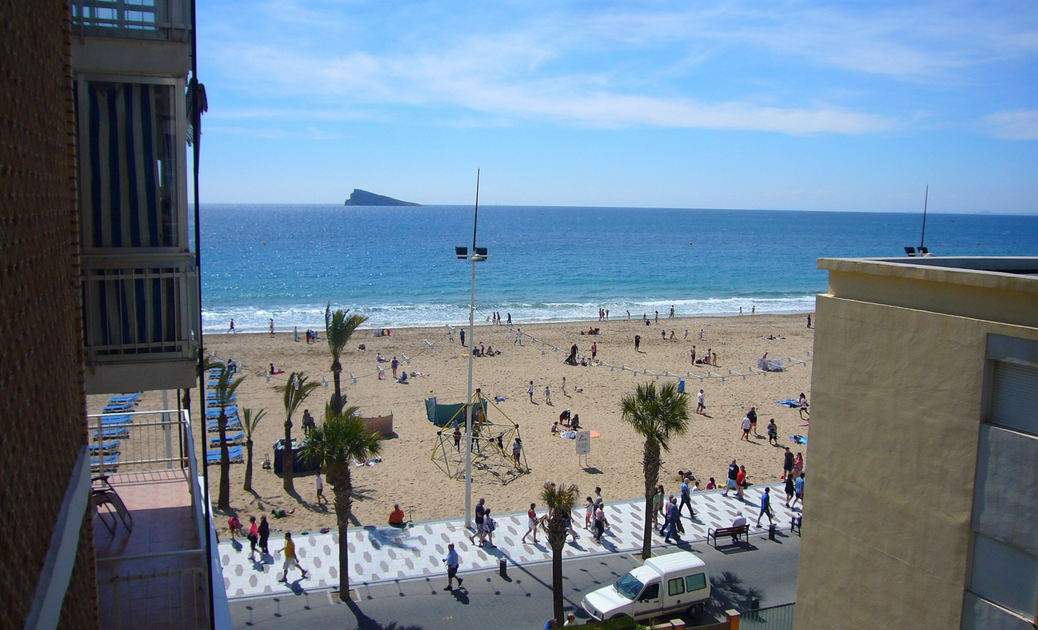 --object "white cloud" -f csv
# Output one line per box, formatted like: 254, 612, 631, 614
982, 109, 1038, 140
